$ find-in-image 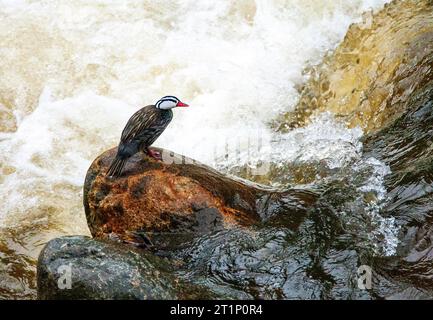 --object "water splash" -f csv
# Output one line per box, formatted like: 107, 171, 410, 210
352, 157, 399, 256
